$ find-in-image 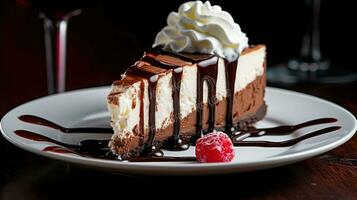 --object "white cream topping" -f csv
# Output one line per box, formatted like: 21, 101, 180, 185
153, 1, 249, 62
